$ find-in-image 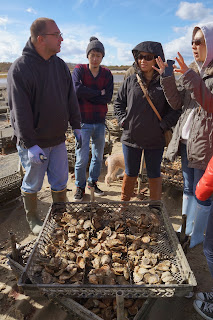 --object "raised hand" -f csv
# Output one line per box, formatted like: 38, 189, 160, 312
153, 56, 167, 75
174, 52, 189, 74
